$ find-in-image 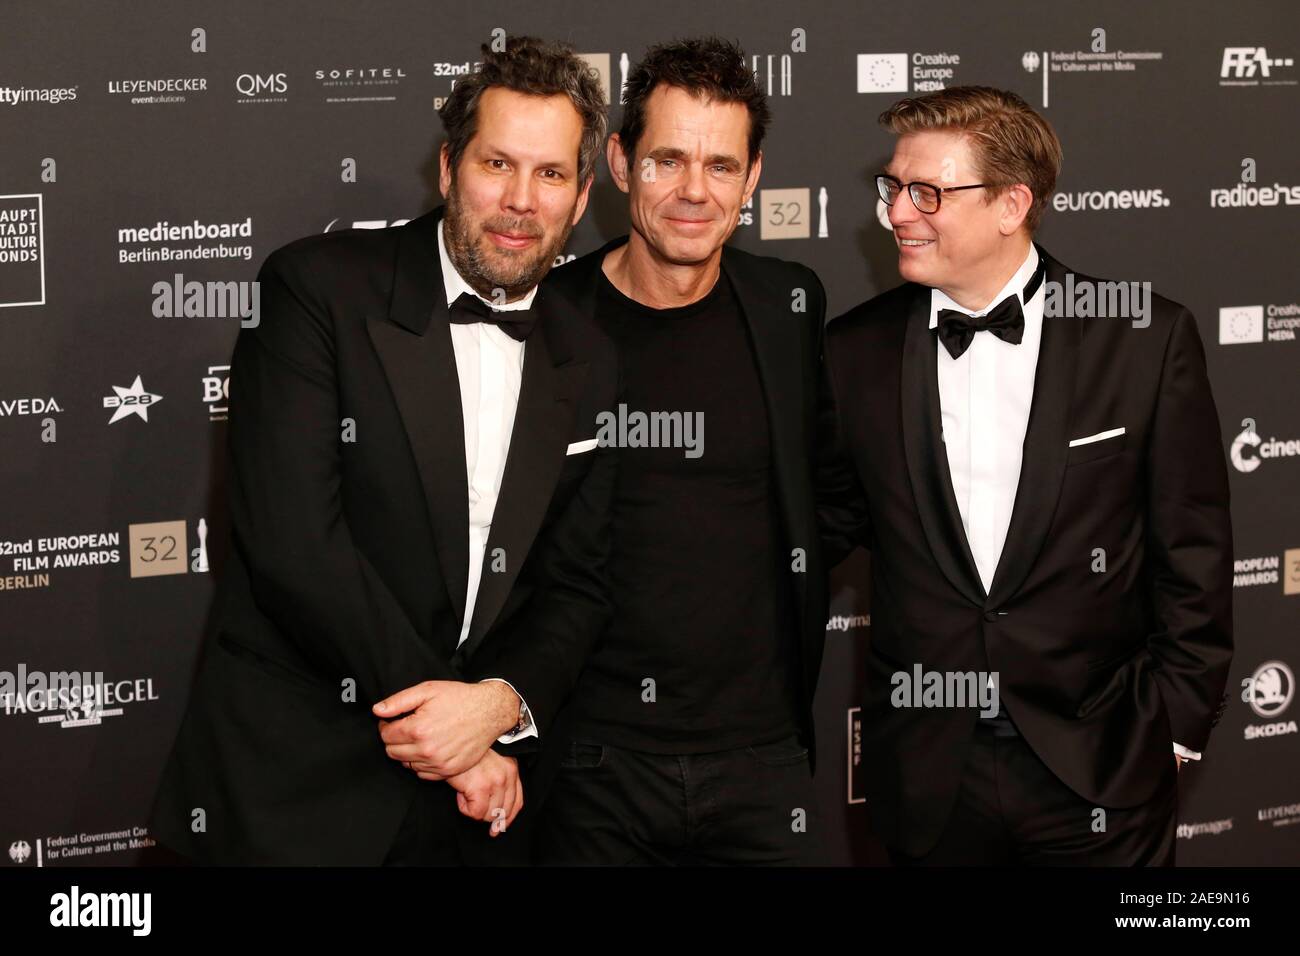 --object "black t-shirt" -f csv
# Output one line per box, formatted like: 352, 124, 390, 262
568, 265, 801, 753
